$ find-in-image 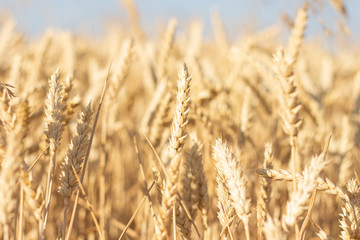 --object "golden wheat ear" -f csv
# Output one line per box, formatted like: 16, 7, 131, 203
58, 103, 93, 199
168, 63, 191, 159
183, 134, 208, 229
155, 63, 191, 240
0, 90, 30, 240
282, 154, 327, 232
157, 18, 177, 82
58, 103, 93, 238
287, 8, 307, 65
213, 139, 251, 240
41, 69, 65, 239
